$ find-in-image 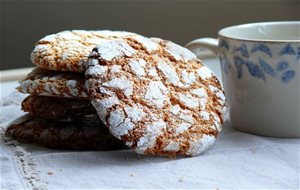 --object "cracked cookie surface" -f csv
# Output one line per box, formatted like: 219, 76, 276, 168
85, 35, 226, 156
18, 67, 88, 98
5, 115, 125, 150
31, 30, 155, 72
